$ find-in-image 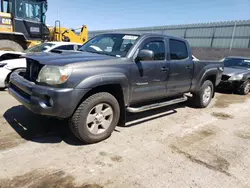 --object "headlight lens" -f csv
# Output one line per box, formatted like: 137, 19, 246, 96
228, 74, 243, 81
37, 65, 73, 85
